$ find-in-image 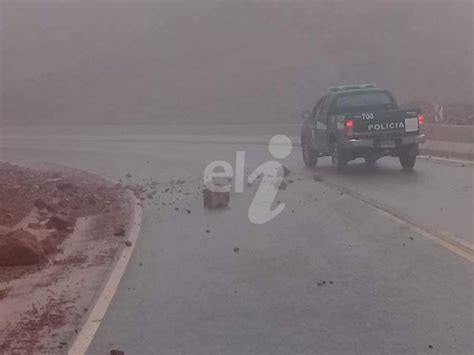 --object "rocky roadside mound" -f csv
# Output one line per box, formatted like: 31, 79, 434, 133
0, 162, 134, 354
0, 162, 127, 269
